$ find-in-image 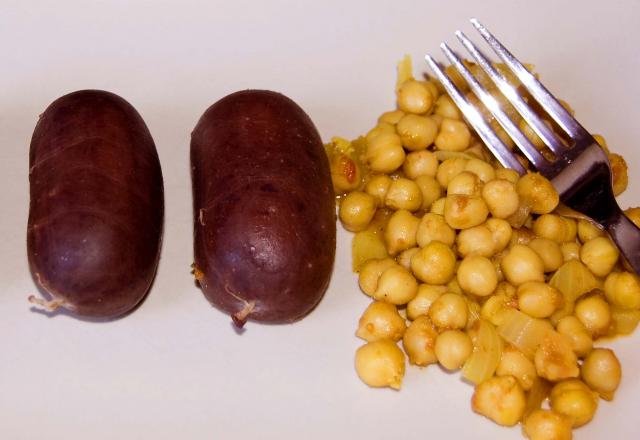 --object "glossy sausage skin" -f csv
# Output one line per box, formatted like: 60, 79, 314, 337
191, 90, 336, 325
27, 90, 164, 318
